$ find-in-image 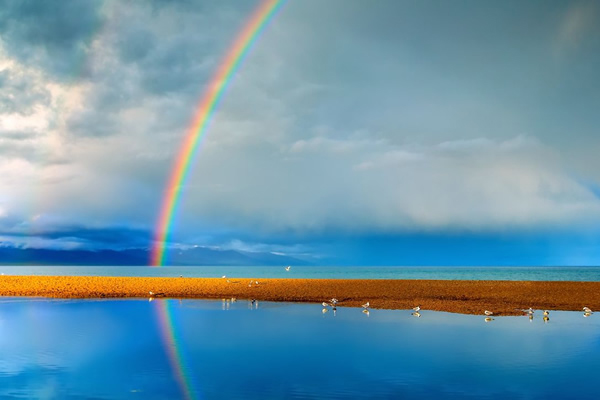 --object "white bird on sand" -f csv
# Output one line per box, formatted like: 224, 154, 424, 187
285, 266, 291, 271
484, 317, 494, 322
543, 310, 550, 316
413, 306, 421, 312
411, 311, 421, 318
149, 291, 154, 296
583, 307, 593, 314
362, 302, 370, 309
